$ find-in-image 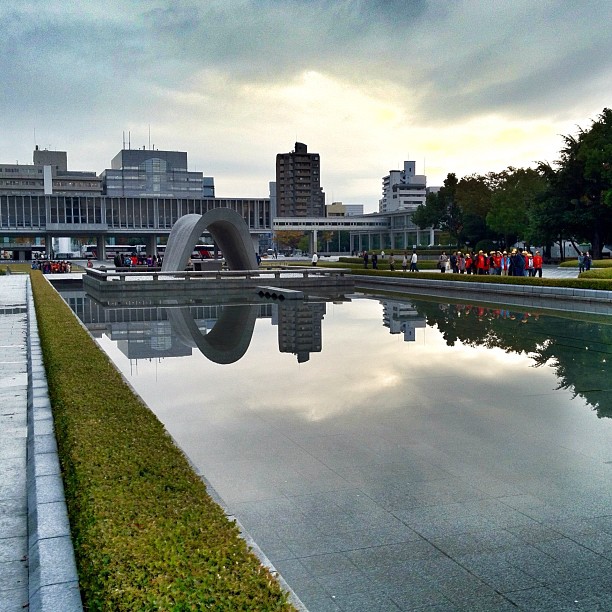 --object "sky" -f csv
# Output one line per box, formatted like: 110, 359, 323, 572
1, 1, 611, 213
